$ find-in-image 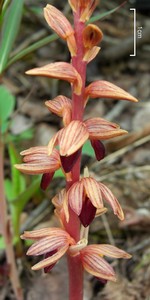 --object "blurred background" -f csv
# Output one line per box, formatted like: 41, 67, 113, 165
0, 0, 150, 299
